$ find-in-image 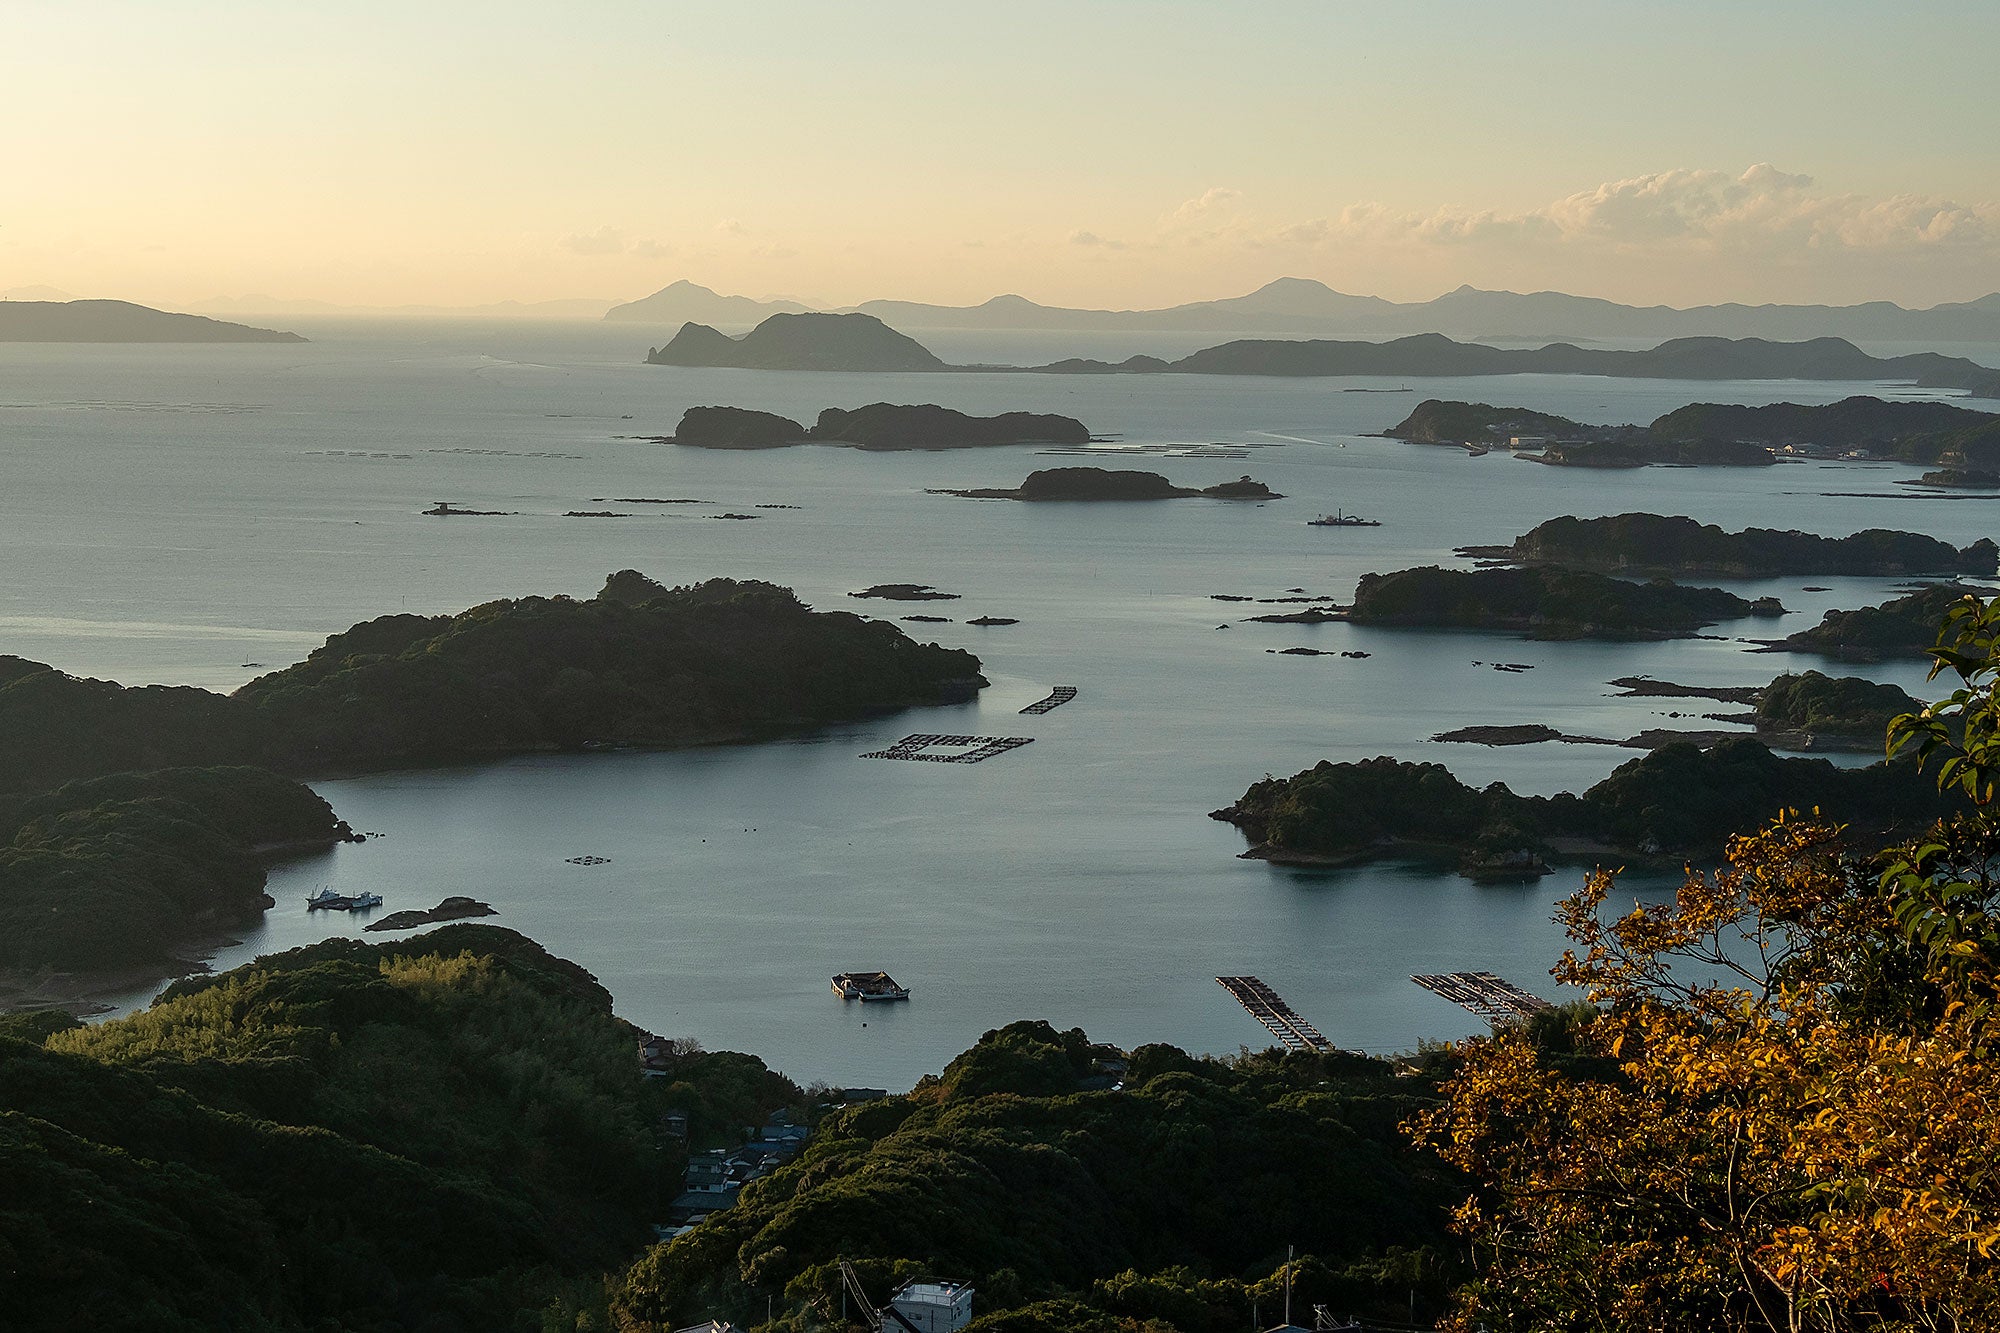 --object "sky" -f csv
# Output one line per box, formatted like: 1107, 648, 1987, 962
6, 0, 1999, 311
